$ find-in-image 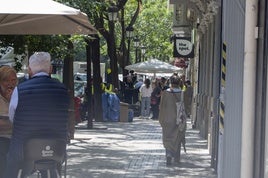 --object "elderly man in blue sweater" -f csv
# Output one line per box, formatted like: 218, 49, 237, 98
4, 52, 69, 178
